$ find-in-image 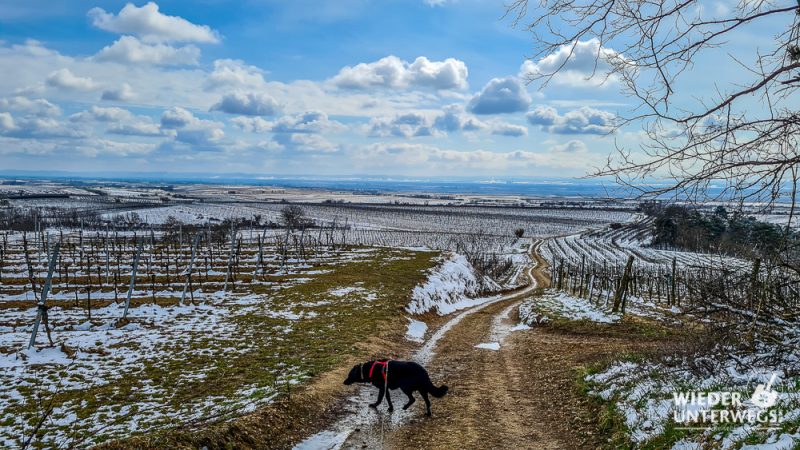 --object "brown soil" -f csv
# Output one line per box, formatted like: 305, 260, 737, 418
379, 240, 668, 450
